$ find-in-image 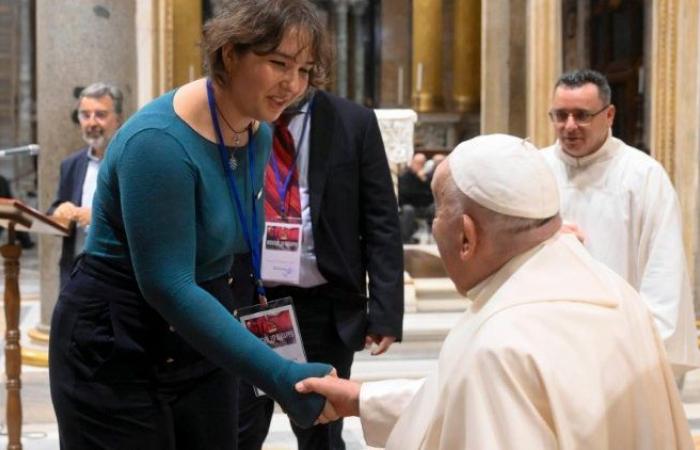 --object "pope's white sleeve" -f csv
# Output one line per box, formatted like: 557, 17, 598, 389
359, 378, 424, 447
